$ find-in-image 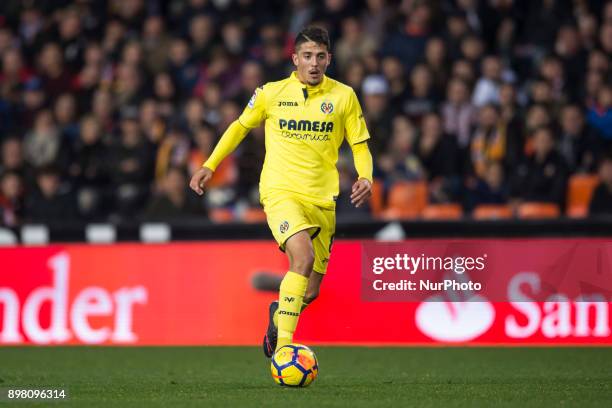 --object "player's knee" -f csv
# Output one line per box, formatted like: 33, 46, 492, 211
292, 251, 314, 275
